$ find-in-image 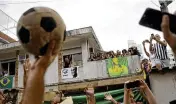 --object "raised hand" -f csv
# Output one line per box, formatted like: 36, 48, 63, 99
142, 41, 145, 45
139, 80, 148, 90
161, 15, 176, 54
85, 87, 94, 96
23, 59, 31, 75
104, 93, 113, 101
31, 40, 58, 72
